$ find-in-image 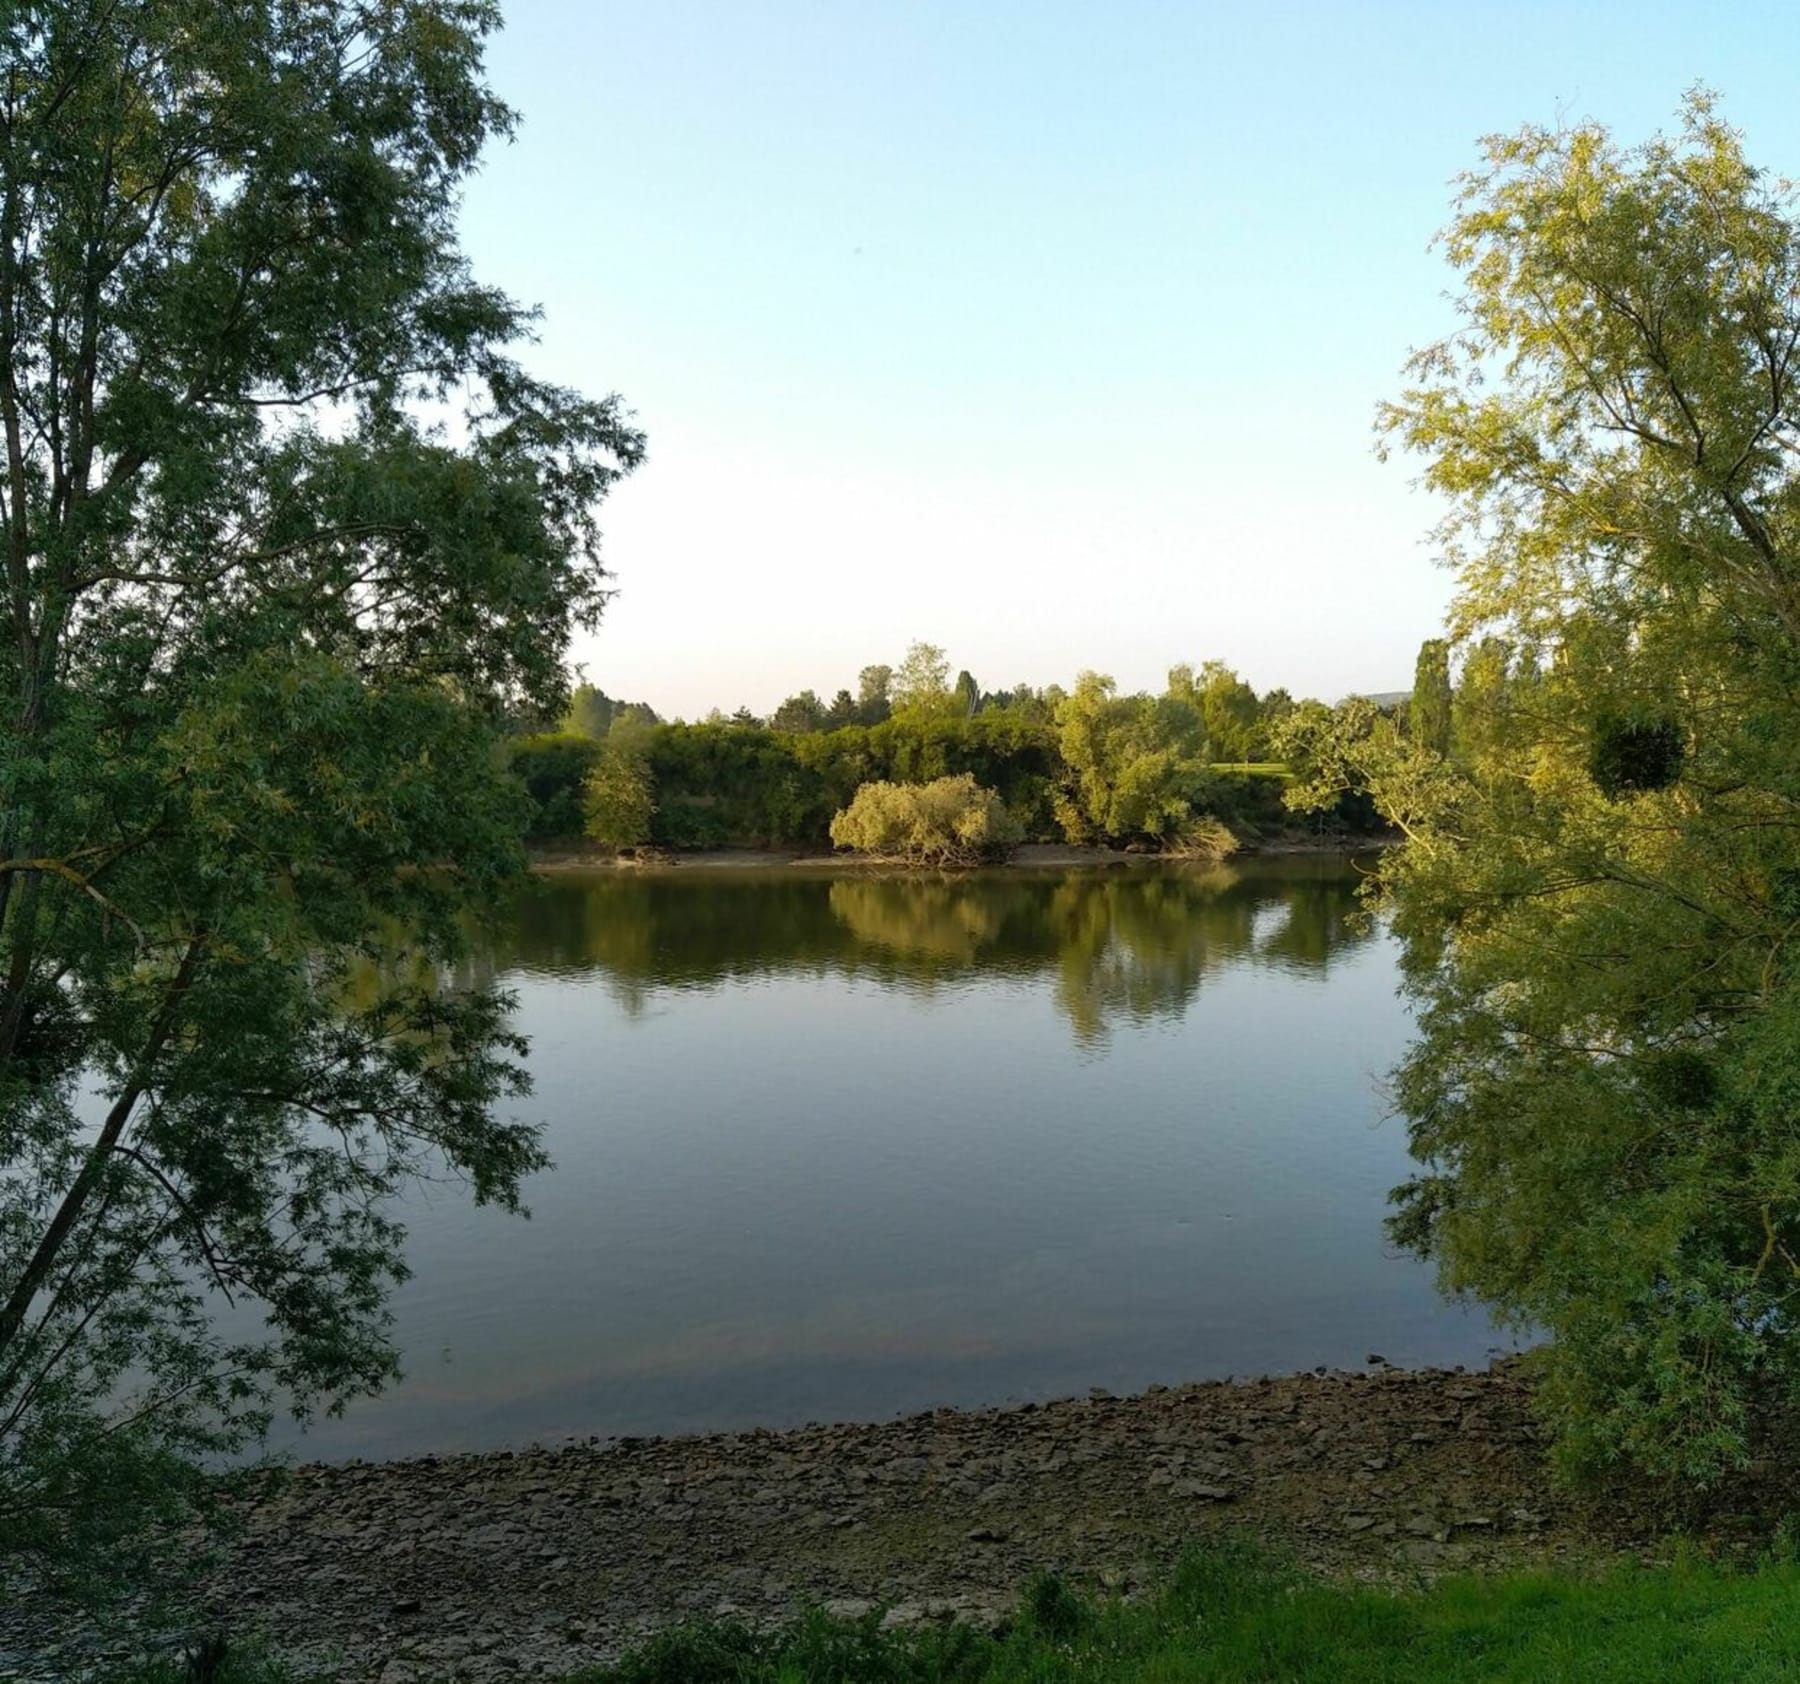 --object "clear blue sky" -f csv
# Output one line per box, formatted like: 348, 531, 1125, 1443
457, 2, 1800, 719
